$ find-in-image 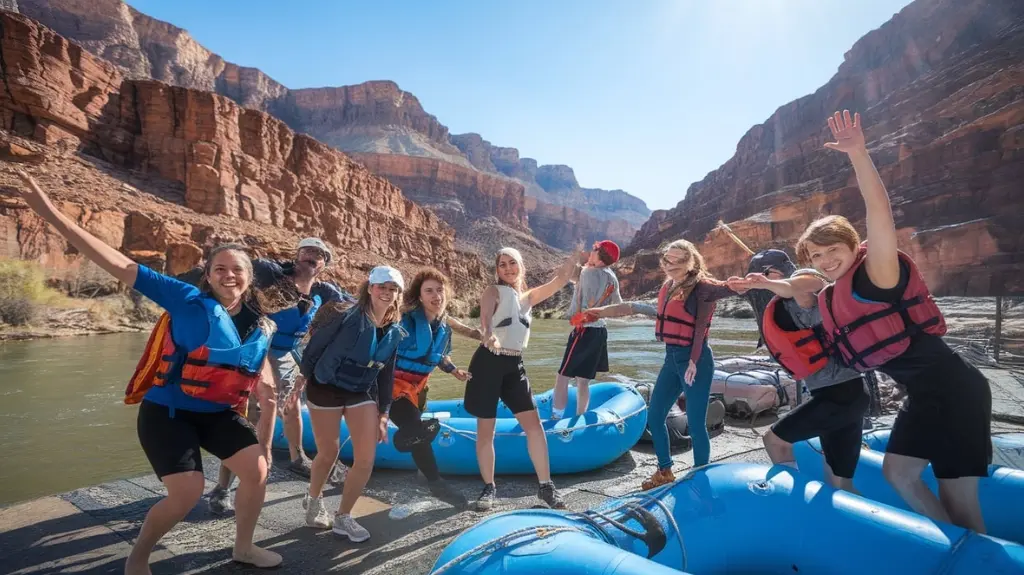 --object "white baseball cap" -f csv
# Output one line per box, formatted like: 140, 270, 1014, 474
297, 237, 332, 263
368, 266, 404, 291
